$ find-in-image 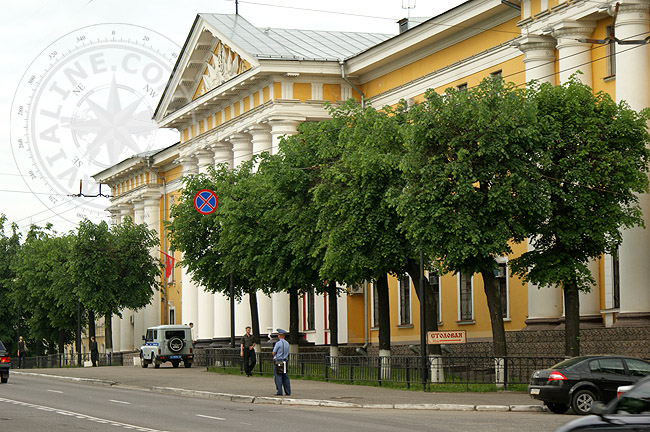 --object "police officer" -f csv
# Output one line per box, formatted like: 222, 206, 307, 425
272, 329, 290, 396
